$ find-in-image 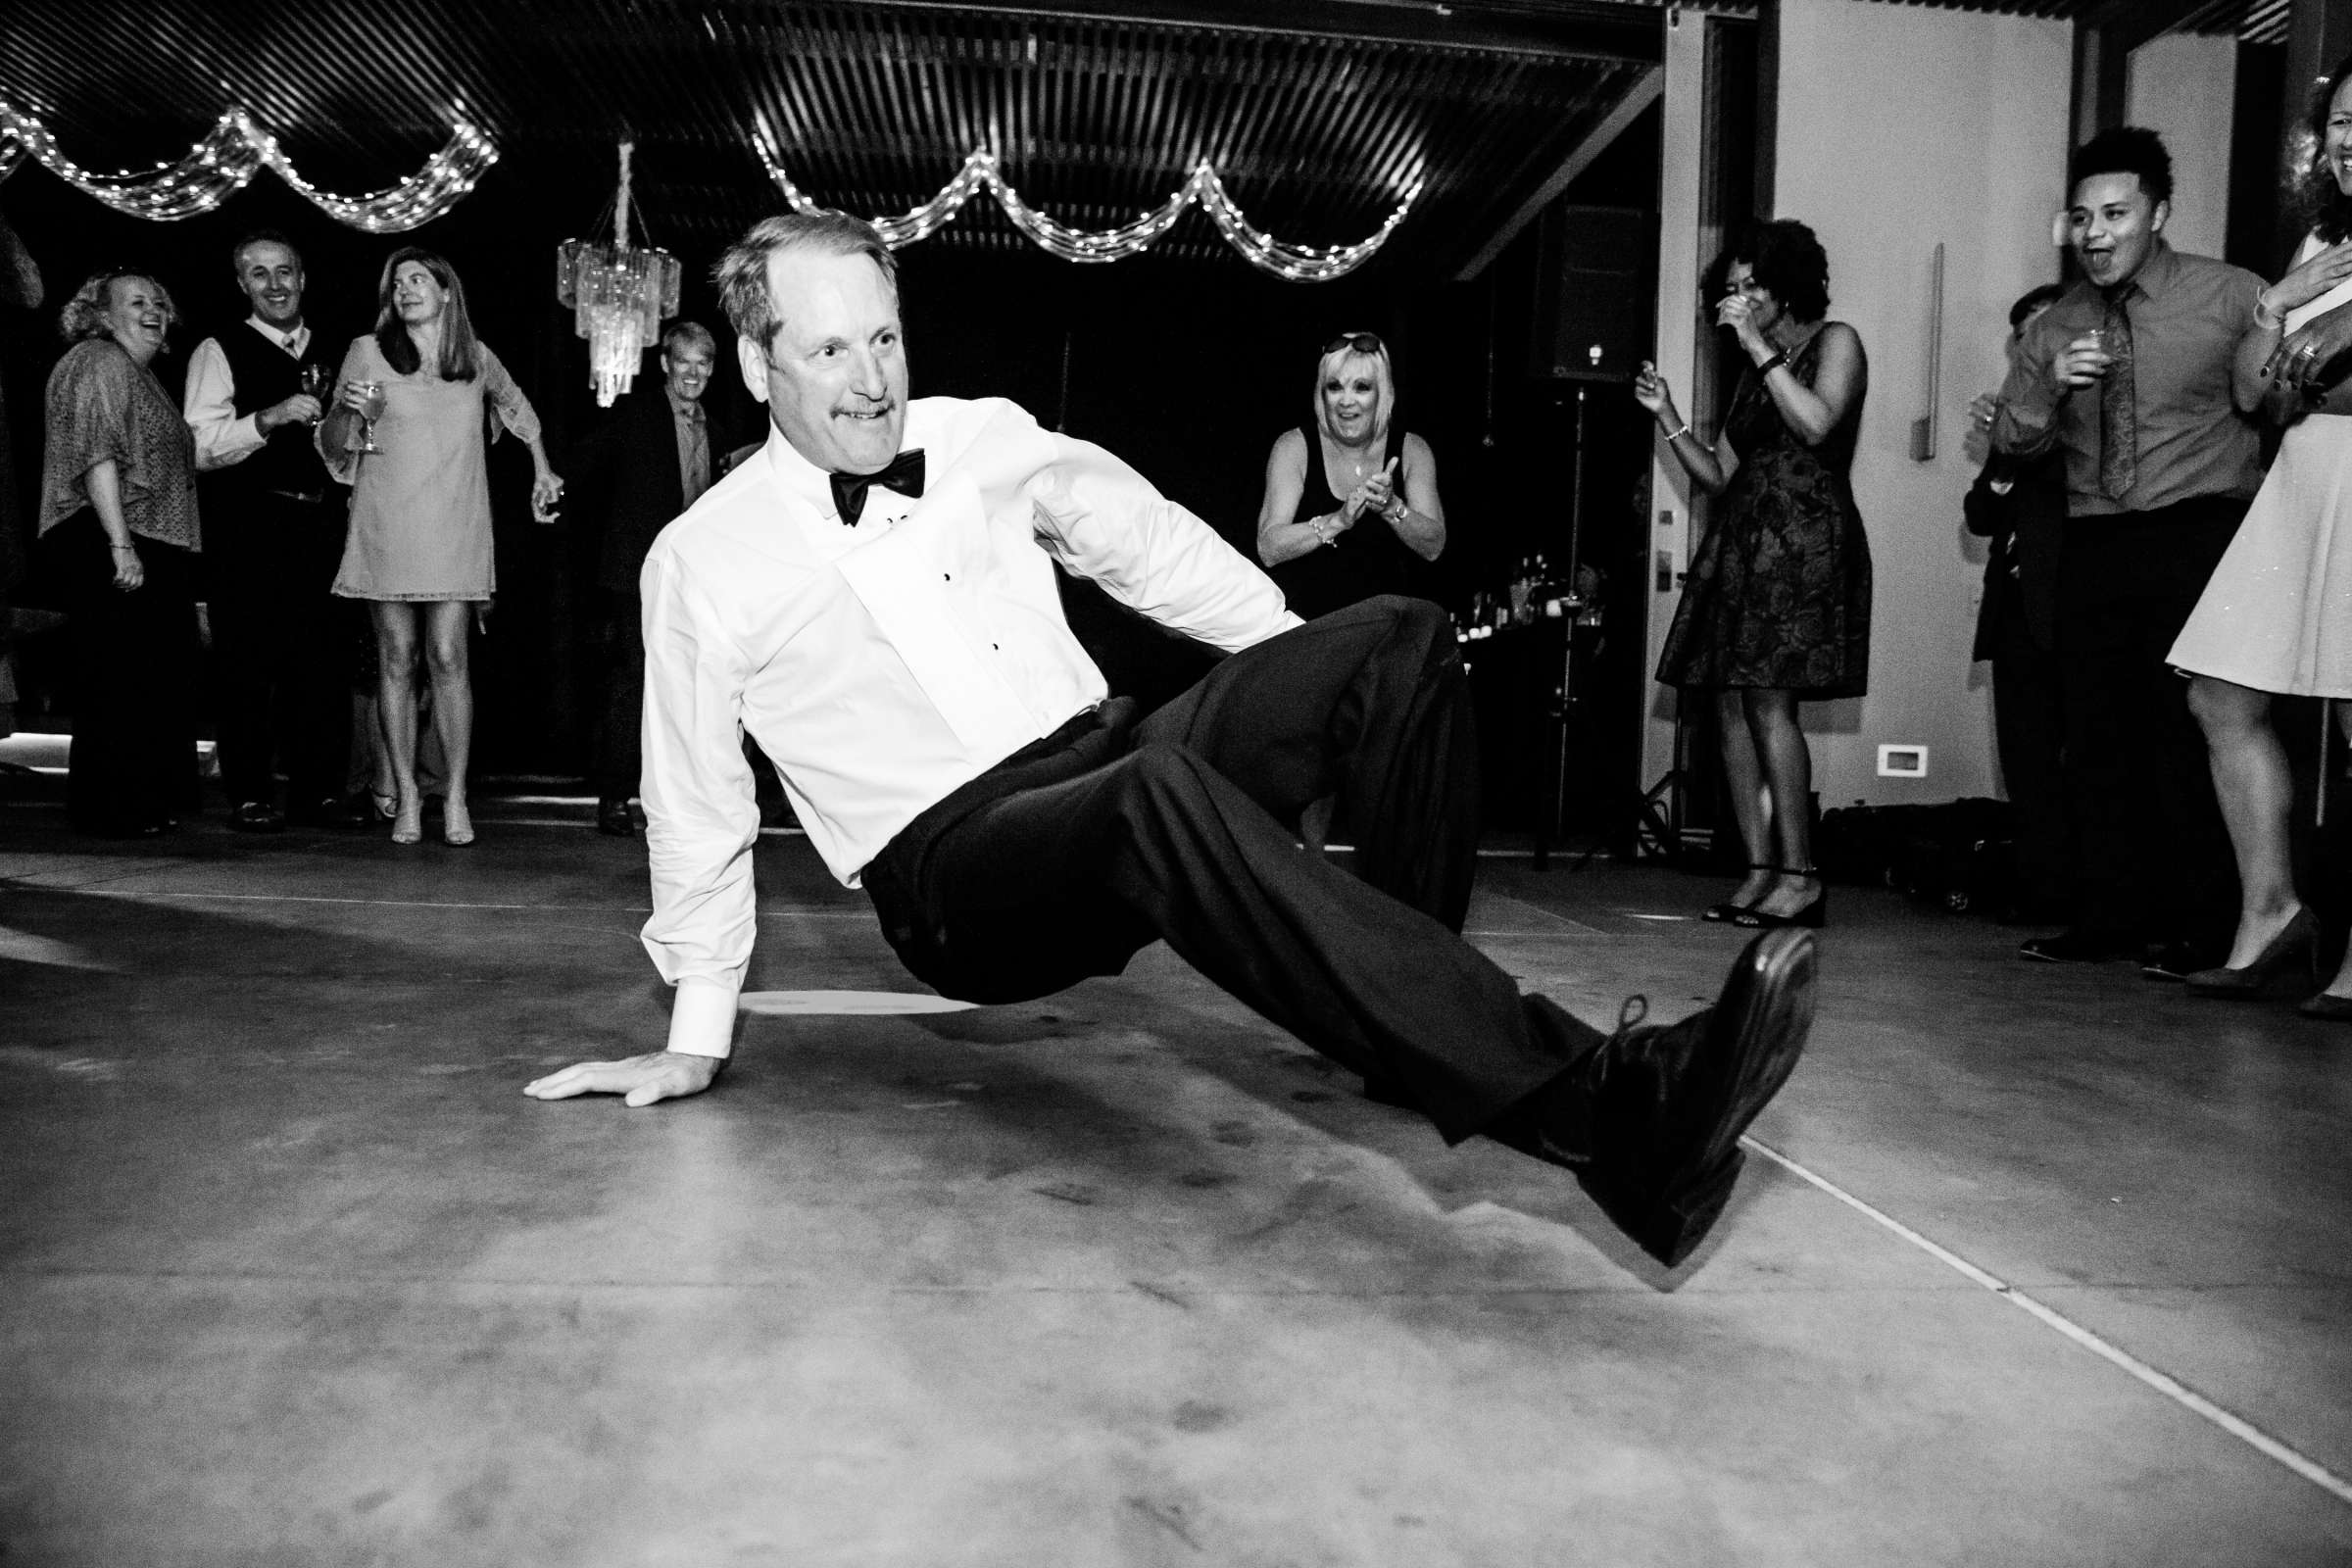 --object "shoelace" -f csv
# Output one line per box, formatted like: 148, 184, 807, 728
1613, 995, 1649, 1036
